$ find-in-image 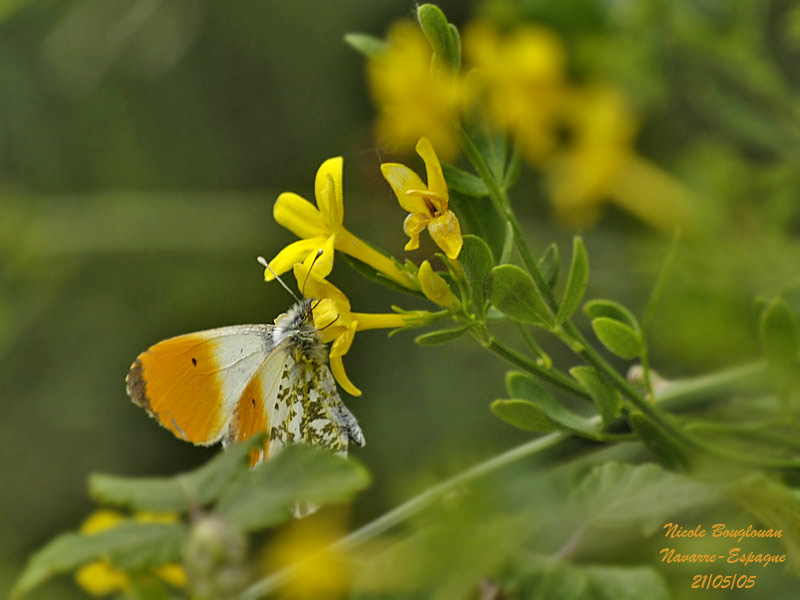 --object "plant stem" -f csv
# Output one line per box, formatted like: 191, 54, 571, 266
483, 336, 590, 400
